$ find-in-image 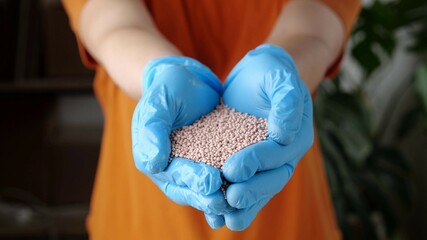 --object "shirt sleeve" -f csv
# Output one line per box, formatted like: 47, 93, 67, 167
319, 0, 361, 78
61, 0, 97, 69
